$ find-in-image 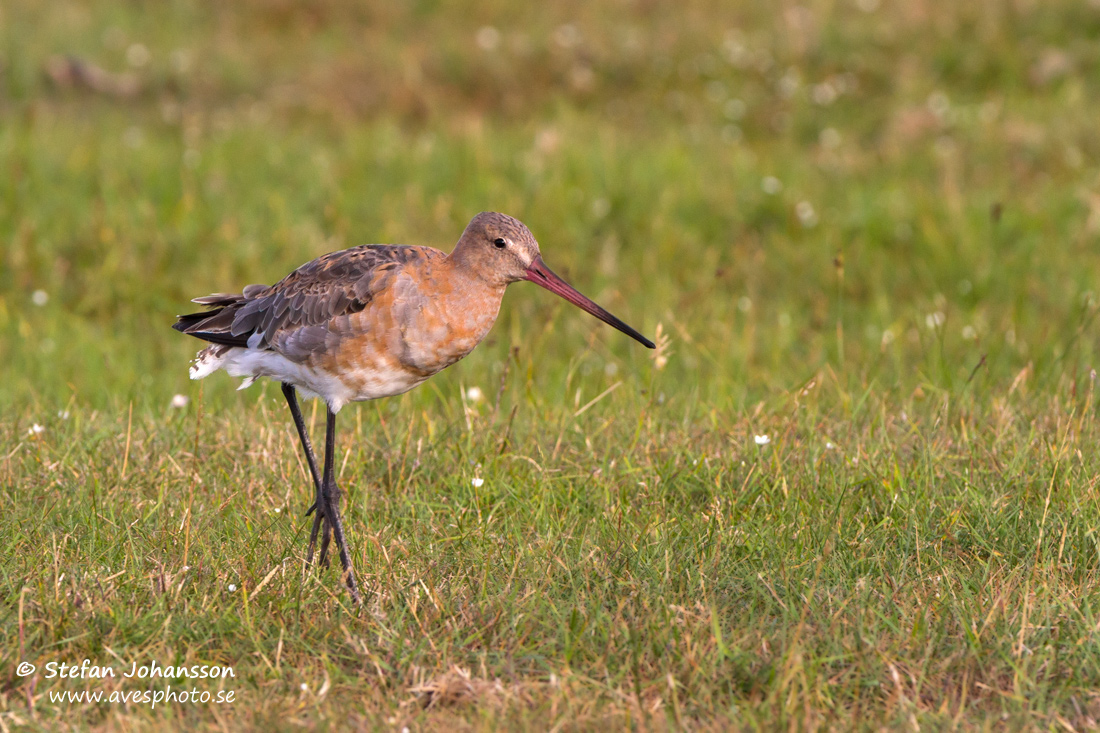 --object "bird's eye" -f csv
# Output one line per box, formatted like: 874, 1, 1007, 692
493, 237, 507, 249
